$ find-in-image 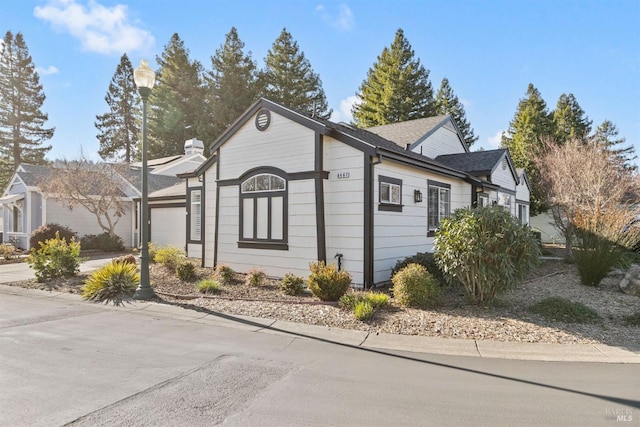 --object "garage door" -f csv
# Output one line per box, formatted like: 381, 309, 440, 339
150, 207, 186, 249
